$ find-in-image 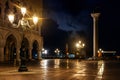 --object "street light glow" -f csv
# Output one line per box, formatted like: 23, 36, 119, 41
98, 48, 104, 57
21, 7, 26, 16
8, 14, 14, 23
8, 7, 39, 28
33, 16, 38, 25
75, 41, 85, 49
75, 40, 85, 58
82, 43, 85, 47
76, 43, 80, 48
